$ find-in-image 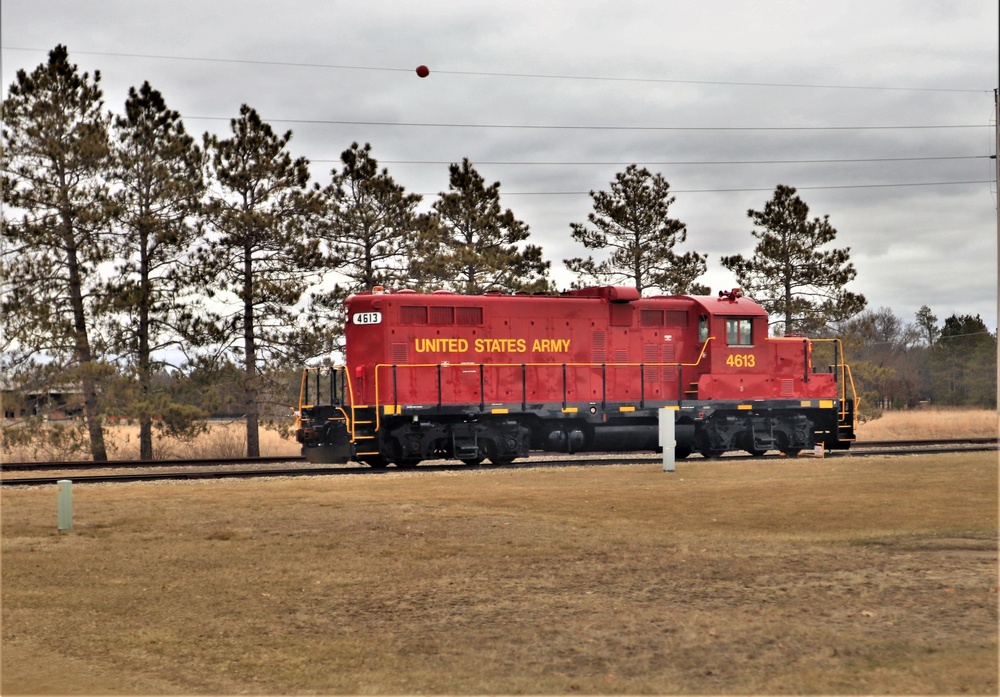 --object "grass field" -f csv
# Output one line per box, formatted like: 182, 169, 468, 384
0, 419, 301, 462
2, 451, 996, 694
854, 407, 998, 441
